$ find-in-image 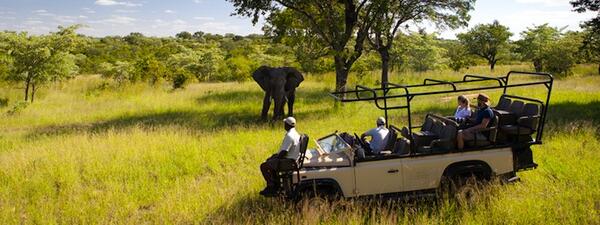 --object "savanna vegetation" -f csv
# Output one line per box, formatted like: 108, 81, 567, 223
0, 0, 599, 224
